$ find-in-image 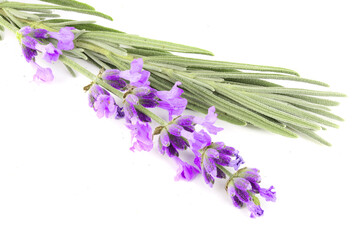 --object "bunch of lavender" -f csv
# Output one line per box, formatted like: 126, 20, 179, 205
0, 0, 345, 146
5, 22, 276, 217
